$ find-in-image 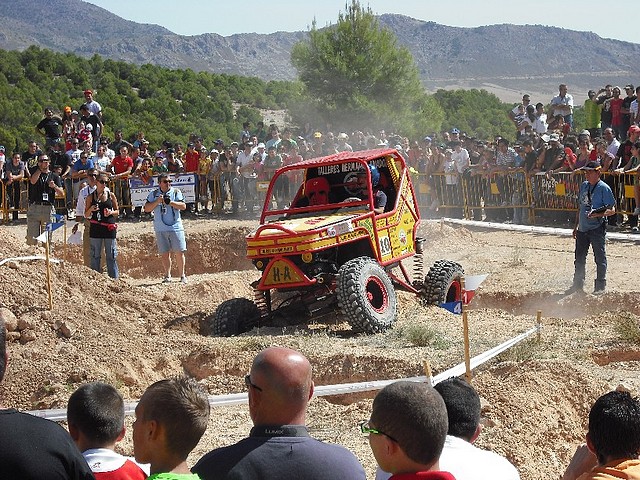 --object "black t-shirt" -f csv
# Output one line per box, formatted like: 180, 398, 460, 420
36, 116, 63, 138
22, 150, 42, 173
28, 169, 62, 204
524, 150, 539, 173
109, 139, 133, 155
50, 151, 72, 175
0, 408, 95, 480
597, 94, 613, 123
